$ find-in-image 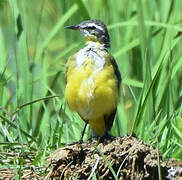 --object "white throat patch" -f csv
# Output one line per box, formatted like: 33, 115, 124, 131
75, 42, 106, 69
